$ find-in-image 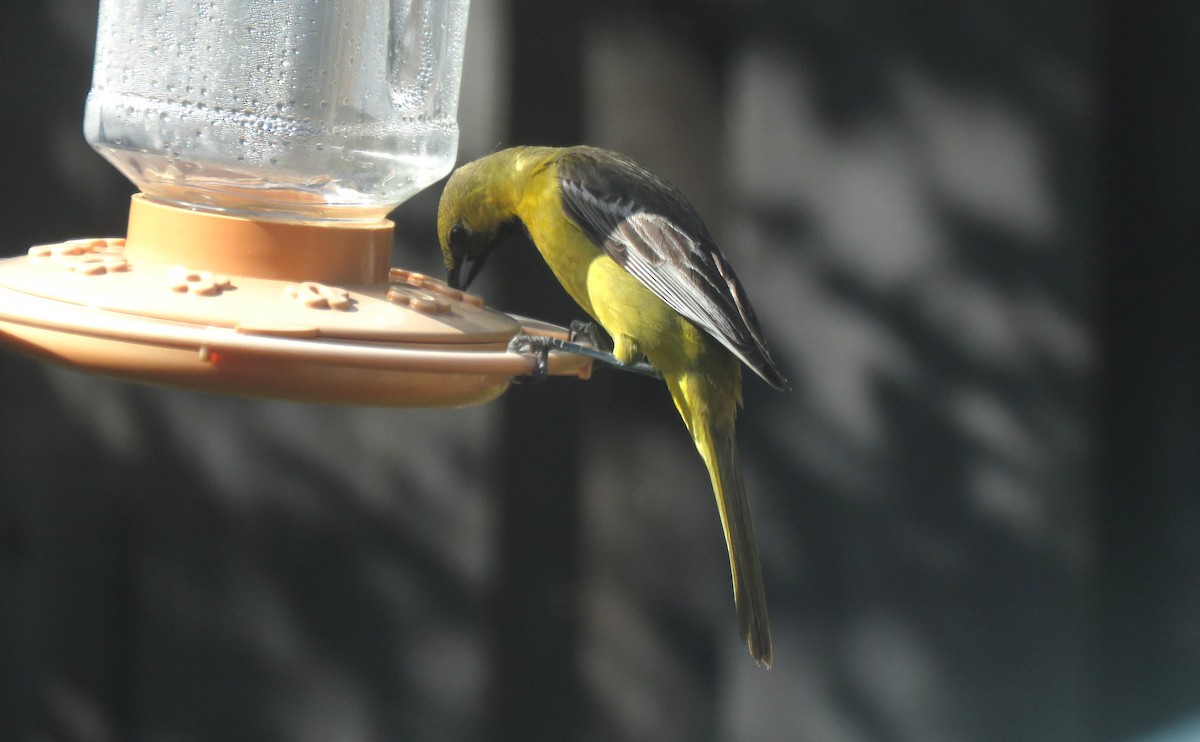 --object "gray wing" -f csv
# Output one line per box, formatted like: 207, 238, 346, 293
558, 149, 788, 391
